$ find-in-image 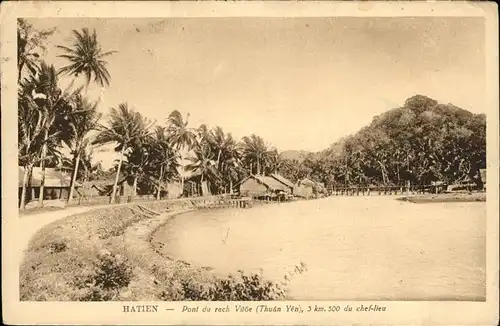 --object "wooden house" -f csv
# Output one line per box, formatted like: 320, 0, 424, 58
18, 166, 81, 203
270, 173, 295, 195
239, 175, 290, 199
297, 178, 326, 198
294, 184, 314, 199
